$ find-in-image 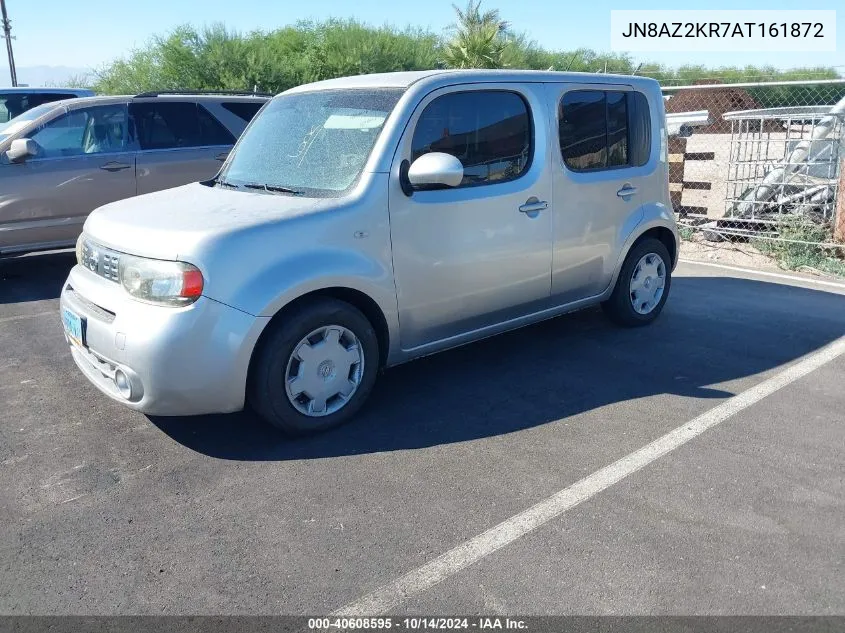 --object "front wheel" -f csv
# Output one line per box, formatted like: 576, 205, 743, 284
602, 237, 672, 327
248, 298, 380, 435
